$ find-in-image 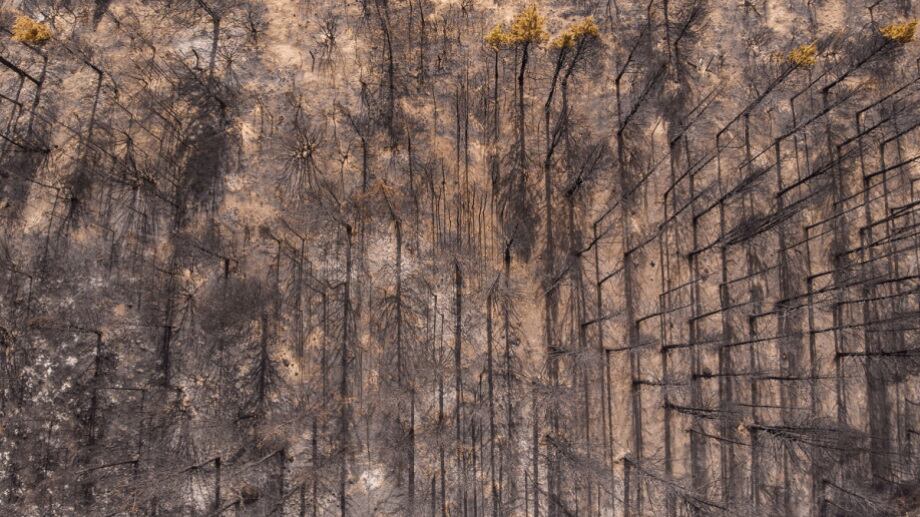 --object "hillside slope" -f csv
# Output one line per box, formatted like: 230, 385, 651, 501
2, 0, 920, 515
